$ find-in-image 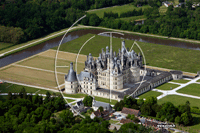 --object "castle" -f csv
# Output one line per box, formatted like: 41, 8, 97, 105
64, 41, 181, 100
